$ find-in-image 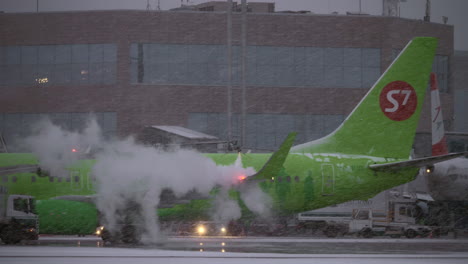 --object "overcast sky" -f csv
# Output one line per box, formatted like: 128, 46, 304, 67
1, 0, 467, 50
